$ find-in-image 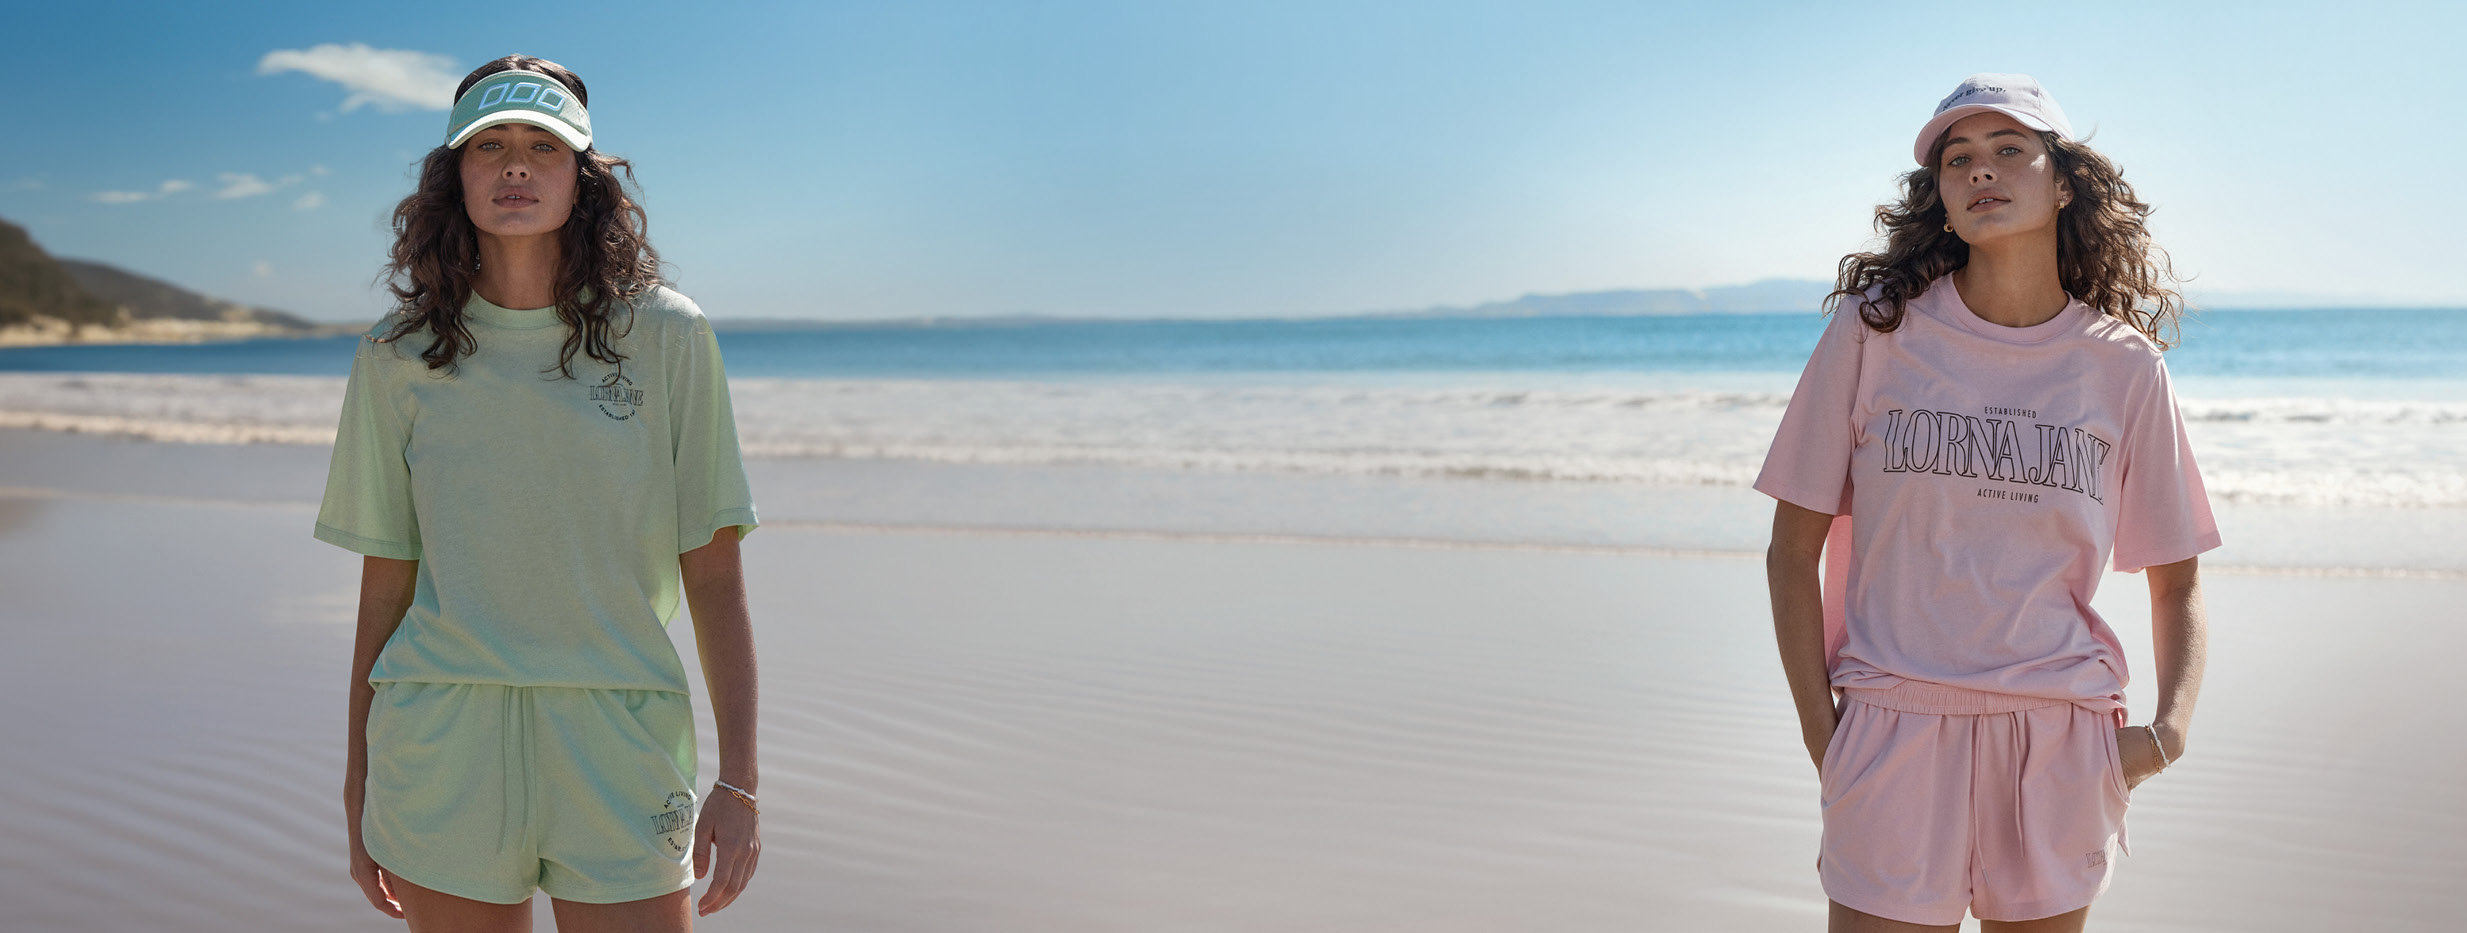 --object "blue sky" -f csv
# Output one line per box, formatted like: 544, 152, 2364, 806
3, 0, 2460, 322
